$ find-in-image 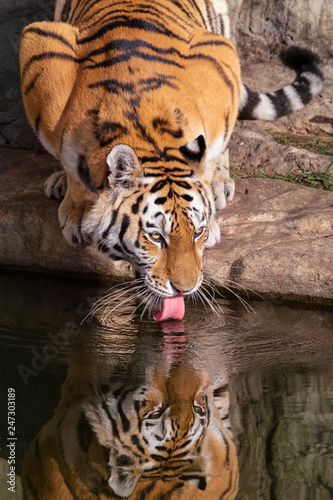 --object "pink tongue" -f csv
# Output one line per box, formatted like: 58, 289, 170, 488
153, 295, 185, 321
